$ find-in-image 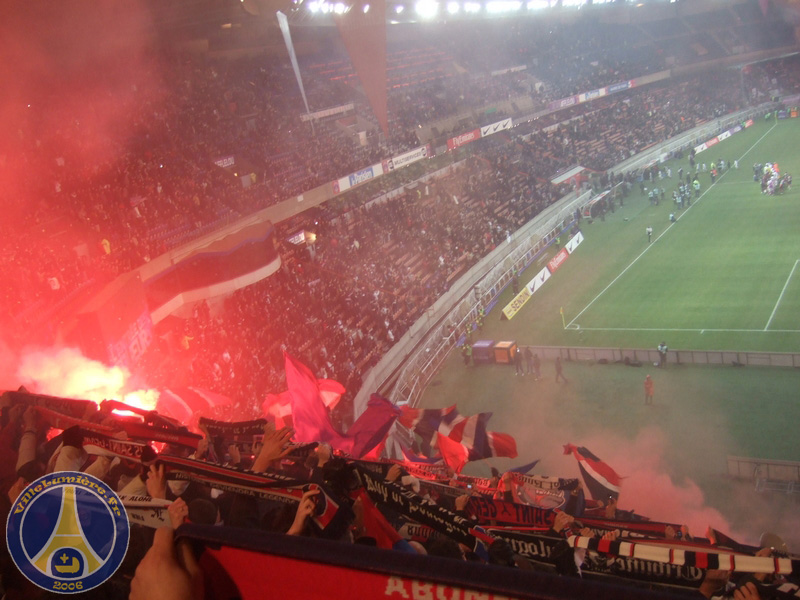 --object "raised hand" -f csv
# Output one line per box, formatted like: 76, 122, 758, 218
168, 497, 189, 529
287, 489, 320, 536
252, 425, 294, 472
130, 527, 203, 600
146, 464, 168, 500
